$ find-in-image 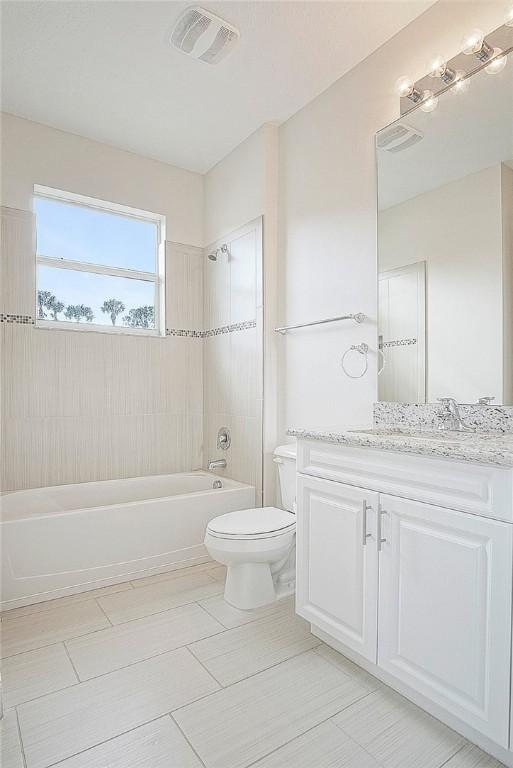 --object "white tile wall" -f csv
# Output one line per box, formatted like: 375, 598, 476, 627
1, 207, 204, 491
1, 207, 264, 496
202, 220, 263, 500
